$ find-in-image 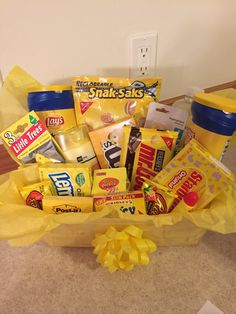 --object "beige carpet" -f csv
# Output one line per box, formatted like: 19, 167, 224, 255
0, 231, 235, 314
